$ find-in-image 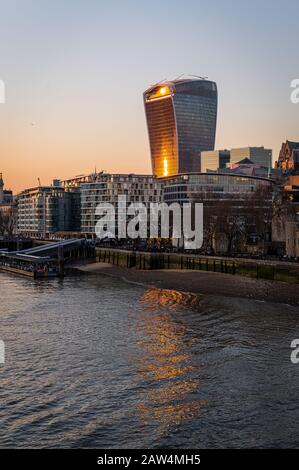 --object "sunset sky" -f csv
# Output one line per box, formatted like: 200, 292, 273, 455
0, 0, 298, 193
